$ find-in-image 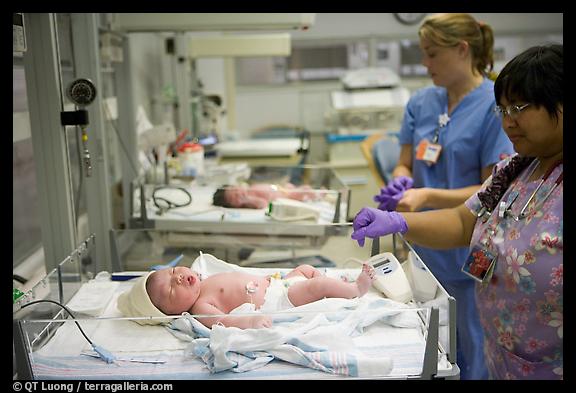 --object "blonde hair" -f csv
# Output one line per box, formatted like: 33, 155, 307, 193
418, 13, 494, 77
